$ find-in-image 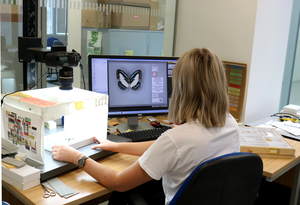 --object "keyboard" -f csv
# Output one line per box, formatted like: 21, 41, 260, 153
117, 126, 172, 142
